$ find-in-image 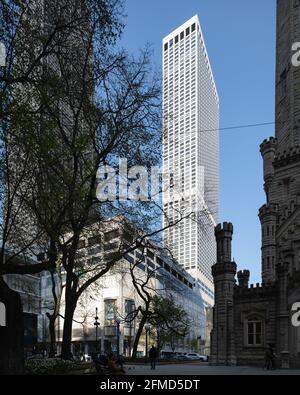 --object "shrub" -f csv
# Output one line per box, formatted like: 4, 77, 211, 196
25, 358, 76, 375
